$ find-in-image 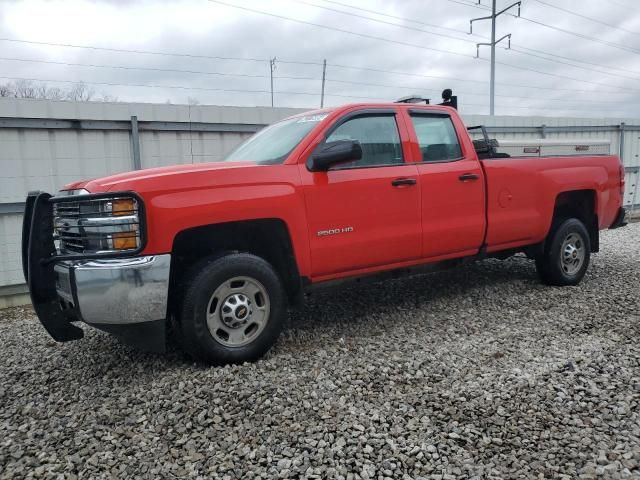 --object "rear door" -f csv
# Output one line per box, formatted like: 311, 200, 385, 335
299, 109, 422, 278
406, 111, 486, 259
